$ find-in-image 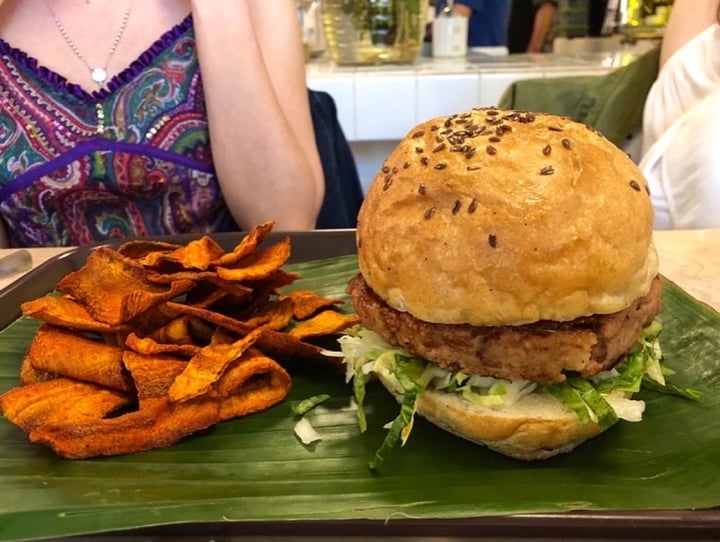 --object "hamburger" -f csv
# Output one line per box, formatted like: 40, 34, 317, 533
340, 107, 687, 466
